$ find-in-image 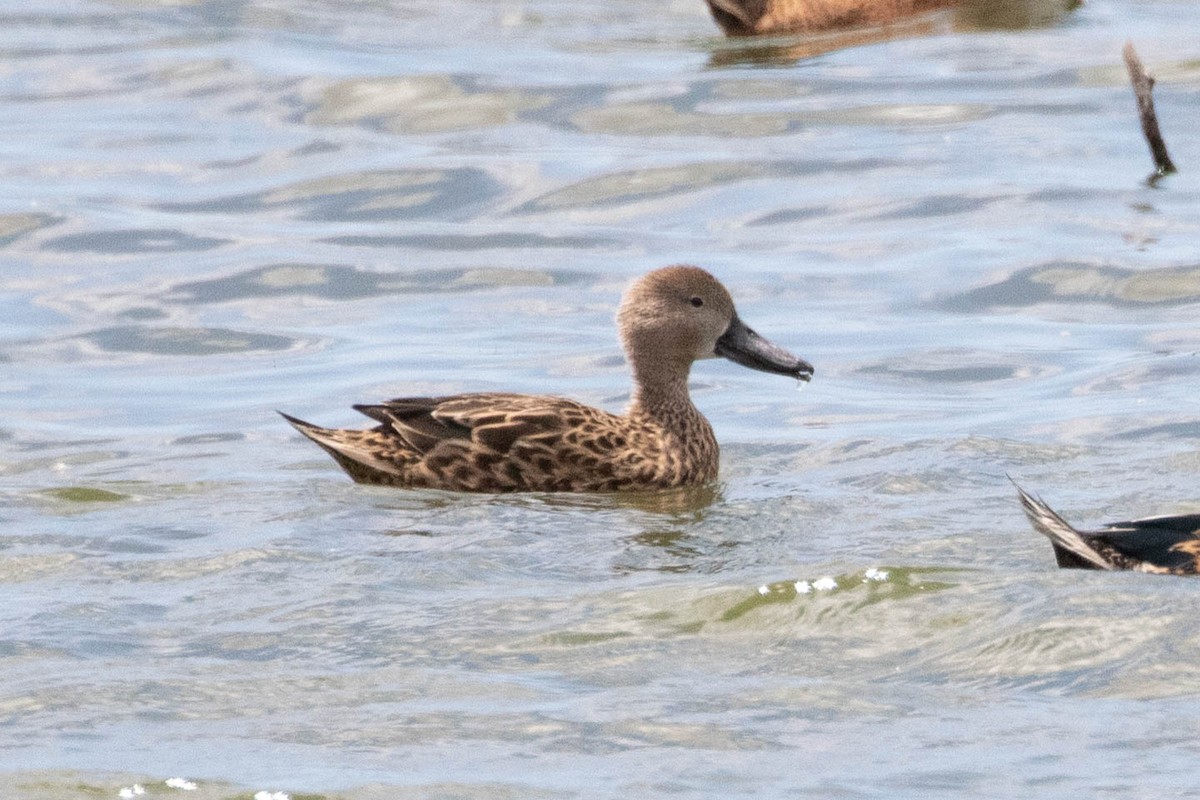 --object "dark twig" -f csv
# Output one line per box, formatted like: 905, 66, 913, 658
1122, 41, 1177, 177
